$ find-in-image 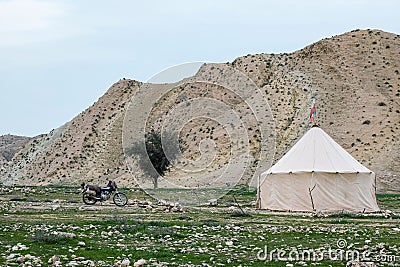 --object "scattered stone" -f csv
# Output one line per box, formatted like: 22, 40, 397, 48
81, 260, 95, 267
33, 257, 43, 265
225, 241, 233, 246
209, 199, 218, 206
12, 243, 28, 251
48, 255, 60, 264
121, 258, 130, 267
6, 253, 16, 260
134, 258, 147, 267
66, 260, 79, 266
